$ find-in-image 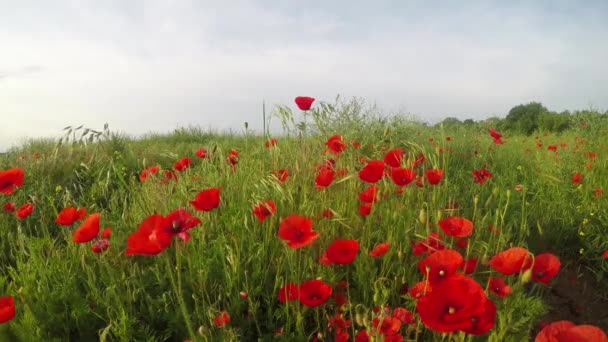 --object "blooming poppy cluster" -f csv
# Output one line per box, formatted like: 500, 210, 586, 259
3, 96, 608, 339
126, 208, 201, 256
472, 168, 493, 184
278, 279, 333, 307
